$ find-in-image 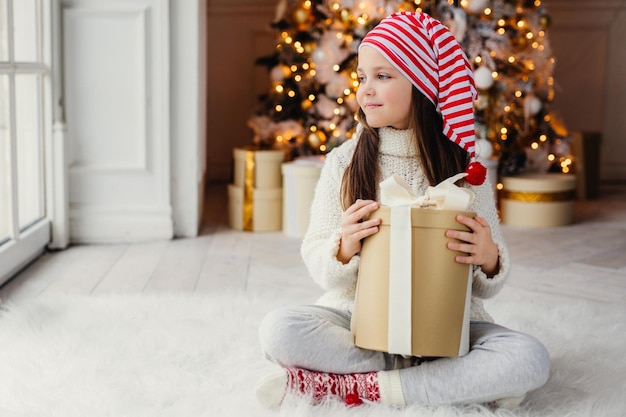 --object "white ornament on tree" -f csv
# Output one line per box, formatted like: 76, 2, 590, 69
475, 137, 494, 161
473, 66, 494, 90
524, 95, 542, 116
448, 7, 468, 42
464, 0, 490, 15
